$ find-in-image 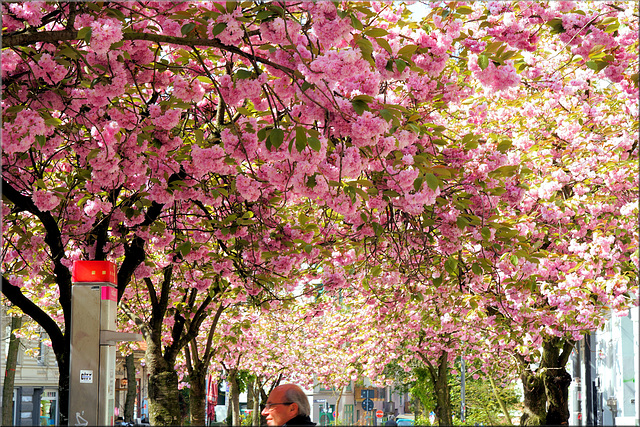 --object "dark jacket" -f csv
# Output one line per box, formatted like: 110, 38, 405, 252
283, 414, 316, 426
